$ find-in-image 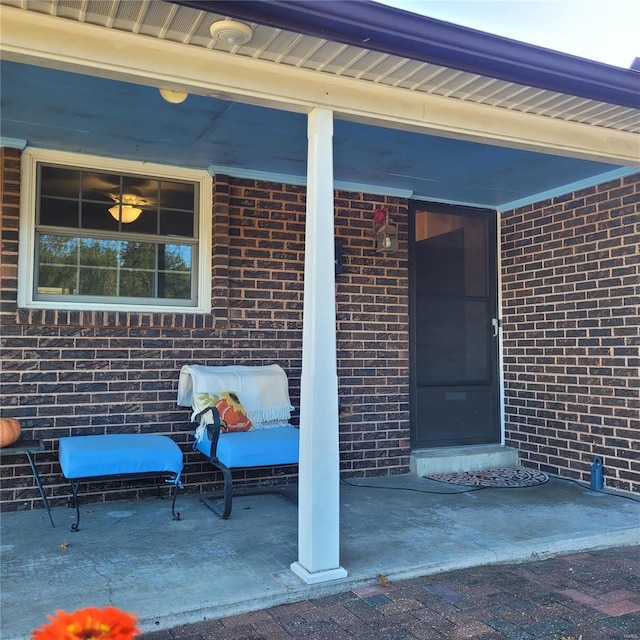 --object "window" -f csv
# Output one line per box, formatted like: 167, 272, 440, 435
19, 149, 212, 313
